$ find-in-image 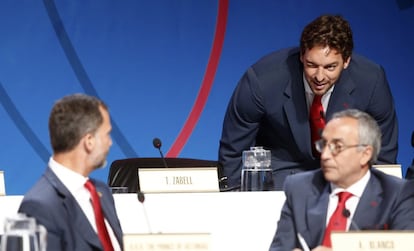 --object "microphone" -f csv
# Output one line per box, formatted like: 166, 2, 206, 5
137, 191, 145, 203
342, 208, 350, 218
152, 137, 169, 168
137, 191, 153, 233
342, 208, 360, 230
